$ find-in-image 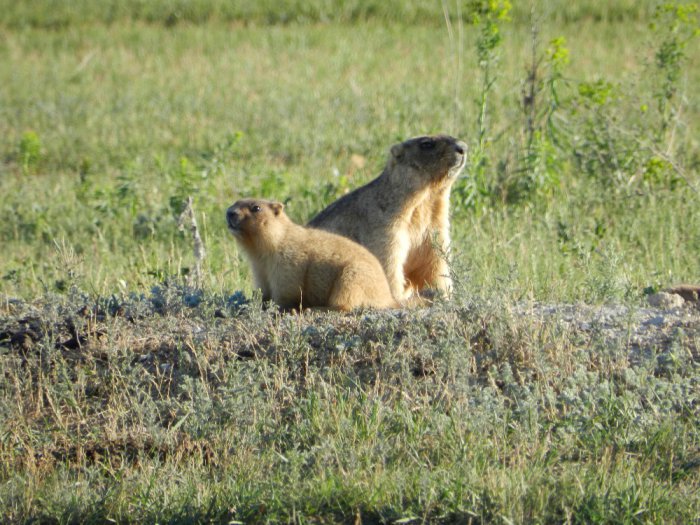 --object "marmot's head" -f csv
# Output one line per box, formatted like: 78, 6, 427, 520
226, 198, 288, 252
388, 135, 467, 188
